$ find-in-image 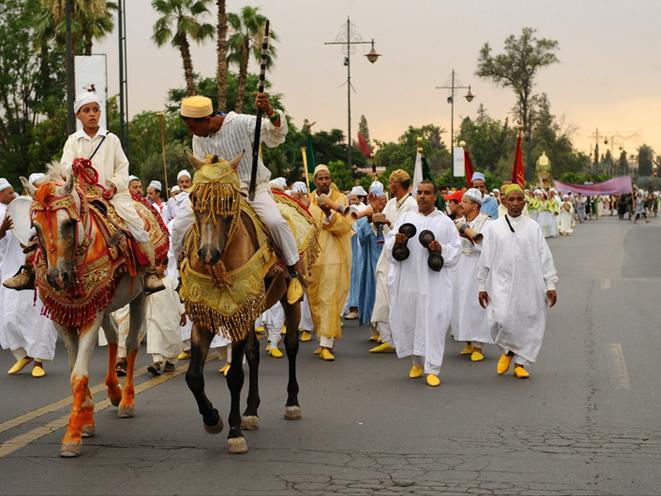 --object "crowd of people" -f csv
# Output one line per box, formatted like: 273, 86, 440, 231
0, 88, 656, 389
